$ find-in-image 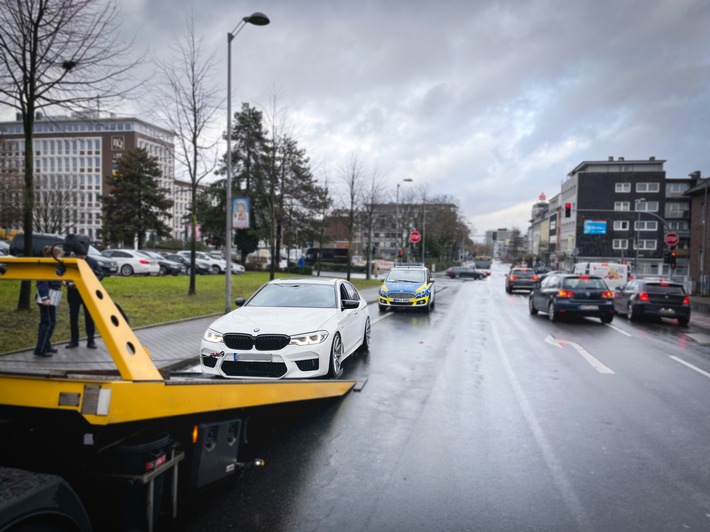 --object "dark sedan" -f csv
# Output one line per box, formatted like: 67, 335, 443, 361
613, 278, 691, 326
445, 266, 485, 279
505, 268, 539, 293
142, 250, 186, 276
164, 253, 211, 275
529, 273, 614, 323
